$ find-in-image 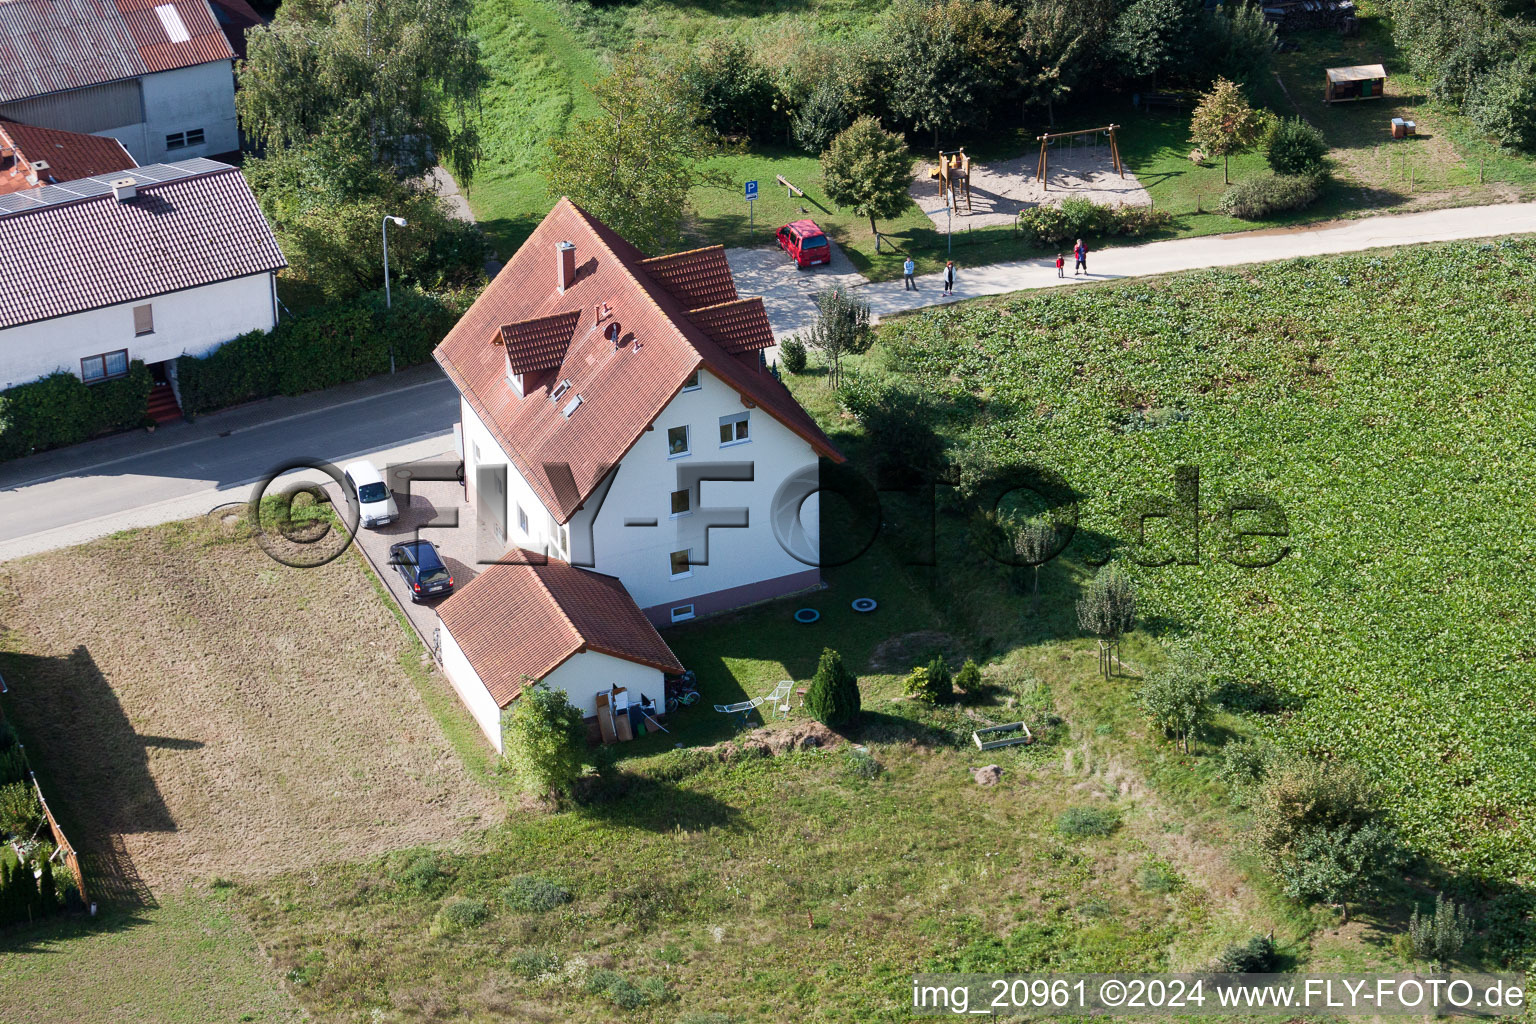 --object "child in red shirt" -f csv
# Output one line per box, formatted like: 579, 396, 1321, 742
1055, 254, 1065, 278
